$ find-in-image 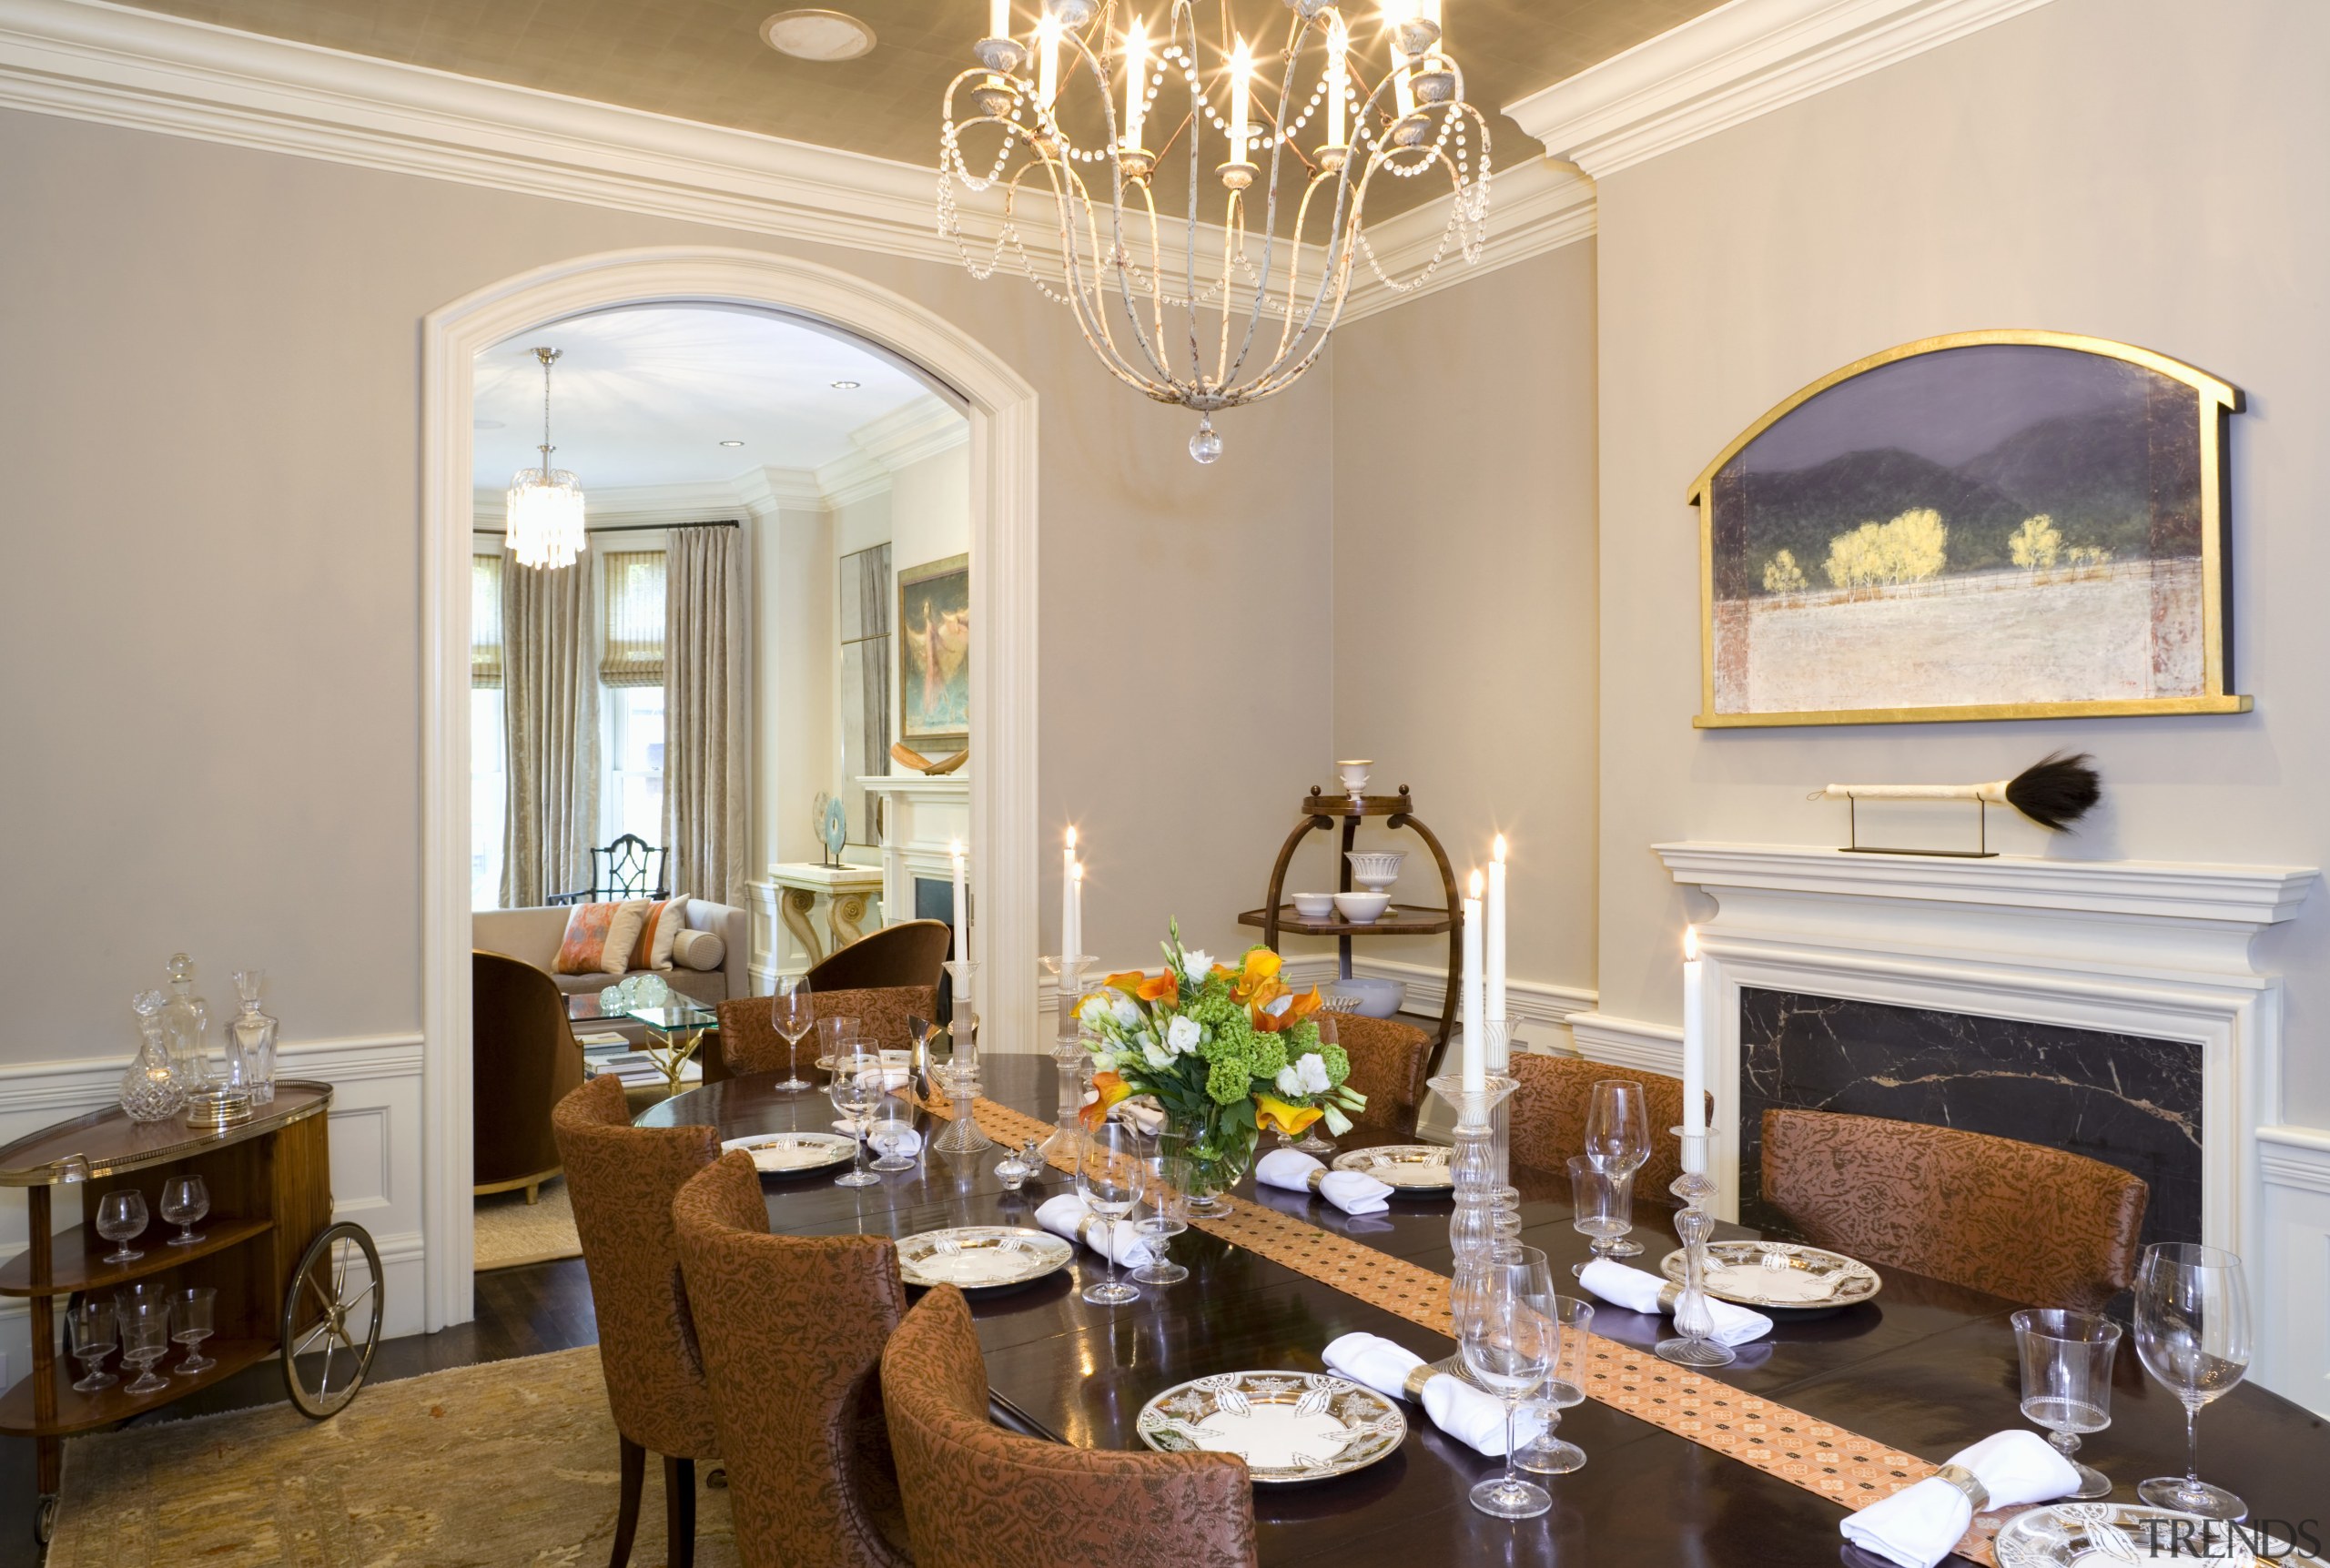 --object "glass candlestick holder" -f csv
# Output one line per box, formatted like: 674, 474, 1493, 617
1429, 1070, 1518, 1382
928, 959, 992, 1155
1656, 1128, 1736, 1369
1038, 955, 1091, 1163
